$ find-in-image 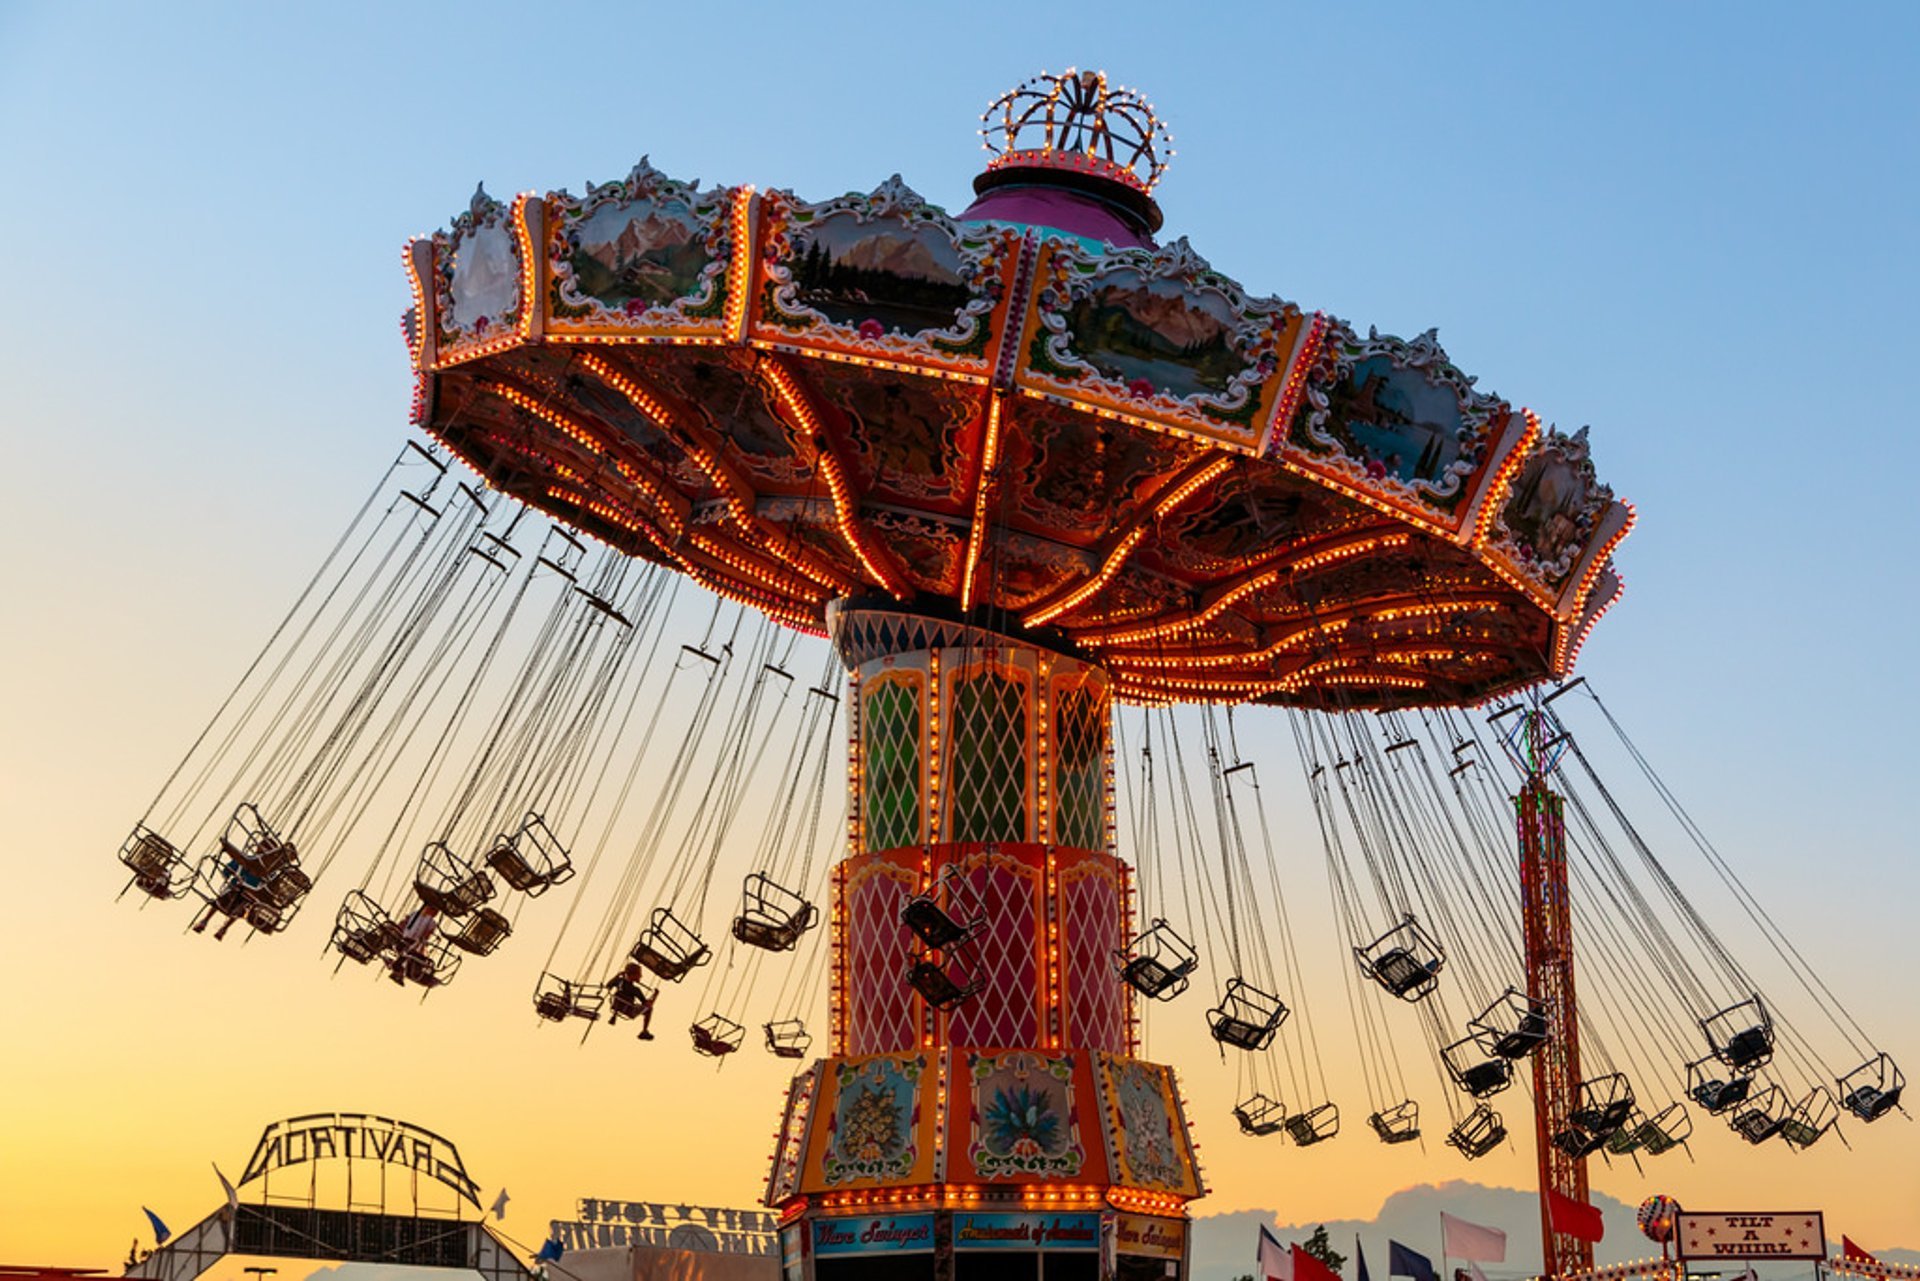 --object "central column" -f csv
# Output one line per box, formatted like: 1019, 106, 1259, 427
831, 603, 1131, 1061
764, 602, 1205, 1281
